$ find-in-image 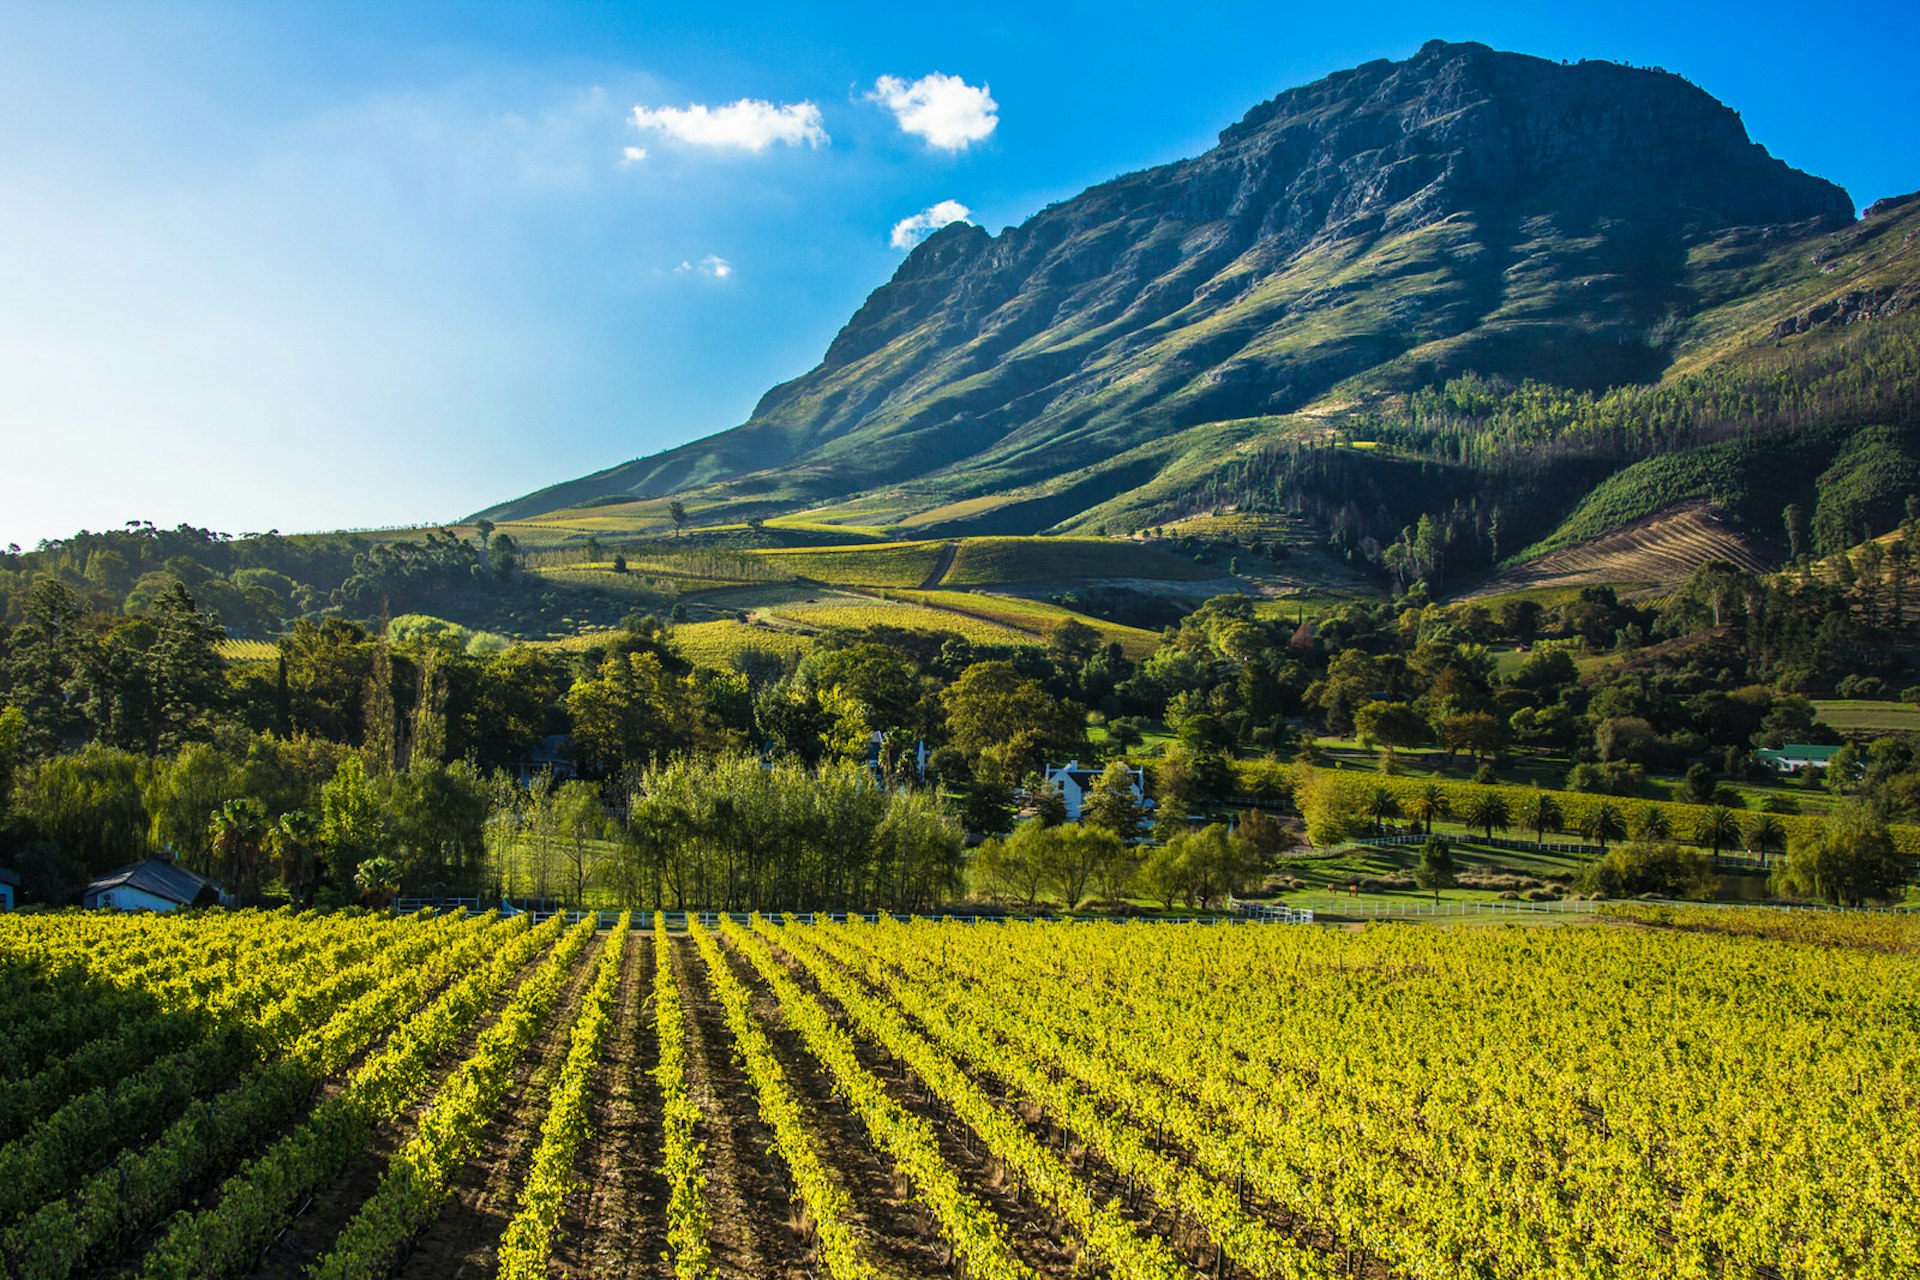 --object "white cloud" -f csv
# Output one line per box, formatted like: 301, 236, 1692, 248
675, 254, 733, 278
889, 199, 973, 250
629, 98, 827, 152
868, 73, 997, 150
620, 145, 648, 164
